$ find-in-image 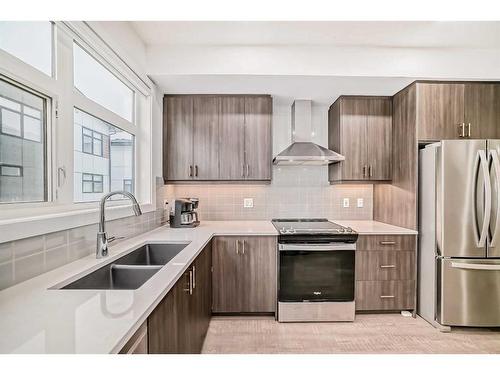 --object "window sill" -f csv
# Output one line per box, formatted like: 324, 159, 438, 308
0, 202, 155, 243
